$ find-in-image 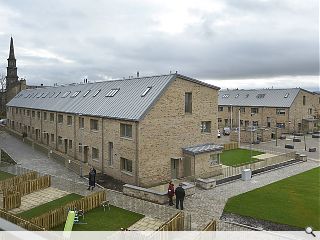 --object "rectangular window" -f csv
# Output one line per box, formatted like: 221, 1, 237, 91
58, 136, 63, 145
15, 108, 18, 114
79, 143, 82, 153
90, 119, 98, 131
44, 112, 47, 121
79, 117, 84, 128
50, 113, 54, 122
218, 118, 222, 123
67, 116, 72, 126
224, 119, 228, 125
19, 109, 22, 114
37, 111, 41, 119
303, 96, 306, 105
252, 121, 259, 126
121, 157, 132, 172
69, 140, 73, 149
108, 142, 113, 166
251, 108, 259, 114
240, 107, 245, 113
58, 114, 63, 124
209, 154, 219, 166
240, 120, 244, 126
276, 123, 285, 129
228, 107, 231, 112
276, 109, 286, 115
218, 106, 223, 112
201, 121, 211, 133
51, 134, 54, 142
27, 110, 30, 116
185, 92, 192, 113
23, 109, 26, 115
92, 147, 99, 160
32, 111, 35, 118
120, 123, 132, 138
308, 108, 312, 115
